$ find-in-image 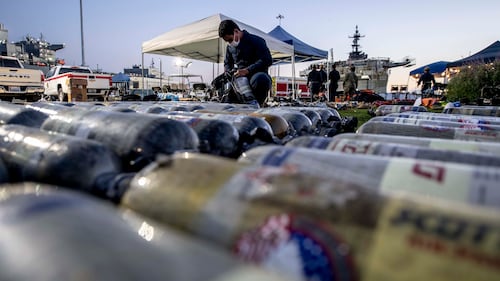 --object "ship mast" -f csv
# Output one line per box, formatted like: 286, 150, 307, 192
80, 0, 86, 66
348, 25, 367, 61
276, 14, 284, 26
